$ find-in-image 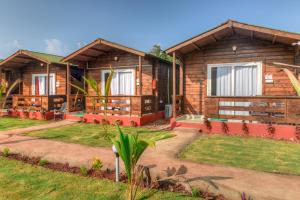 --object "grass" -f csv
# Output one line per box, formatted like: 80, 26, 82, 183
0, 117, 47, 131
179, 134, 300, 175
27, 123, 174, 147
0, 157, 198, 200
